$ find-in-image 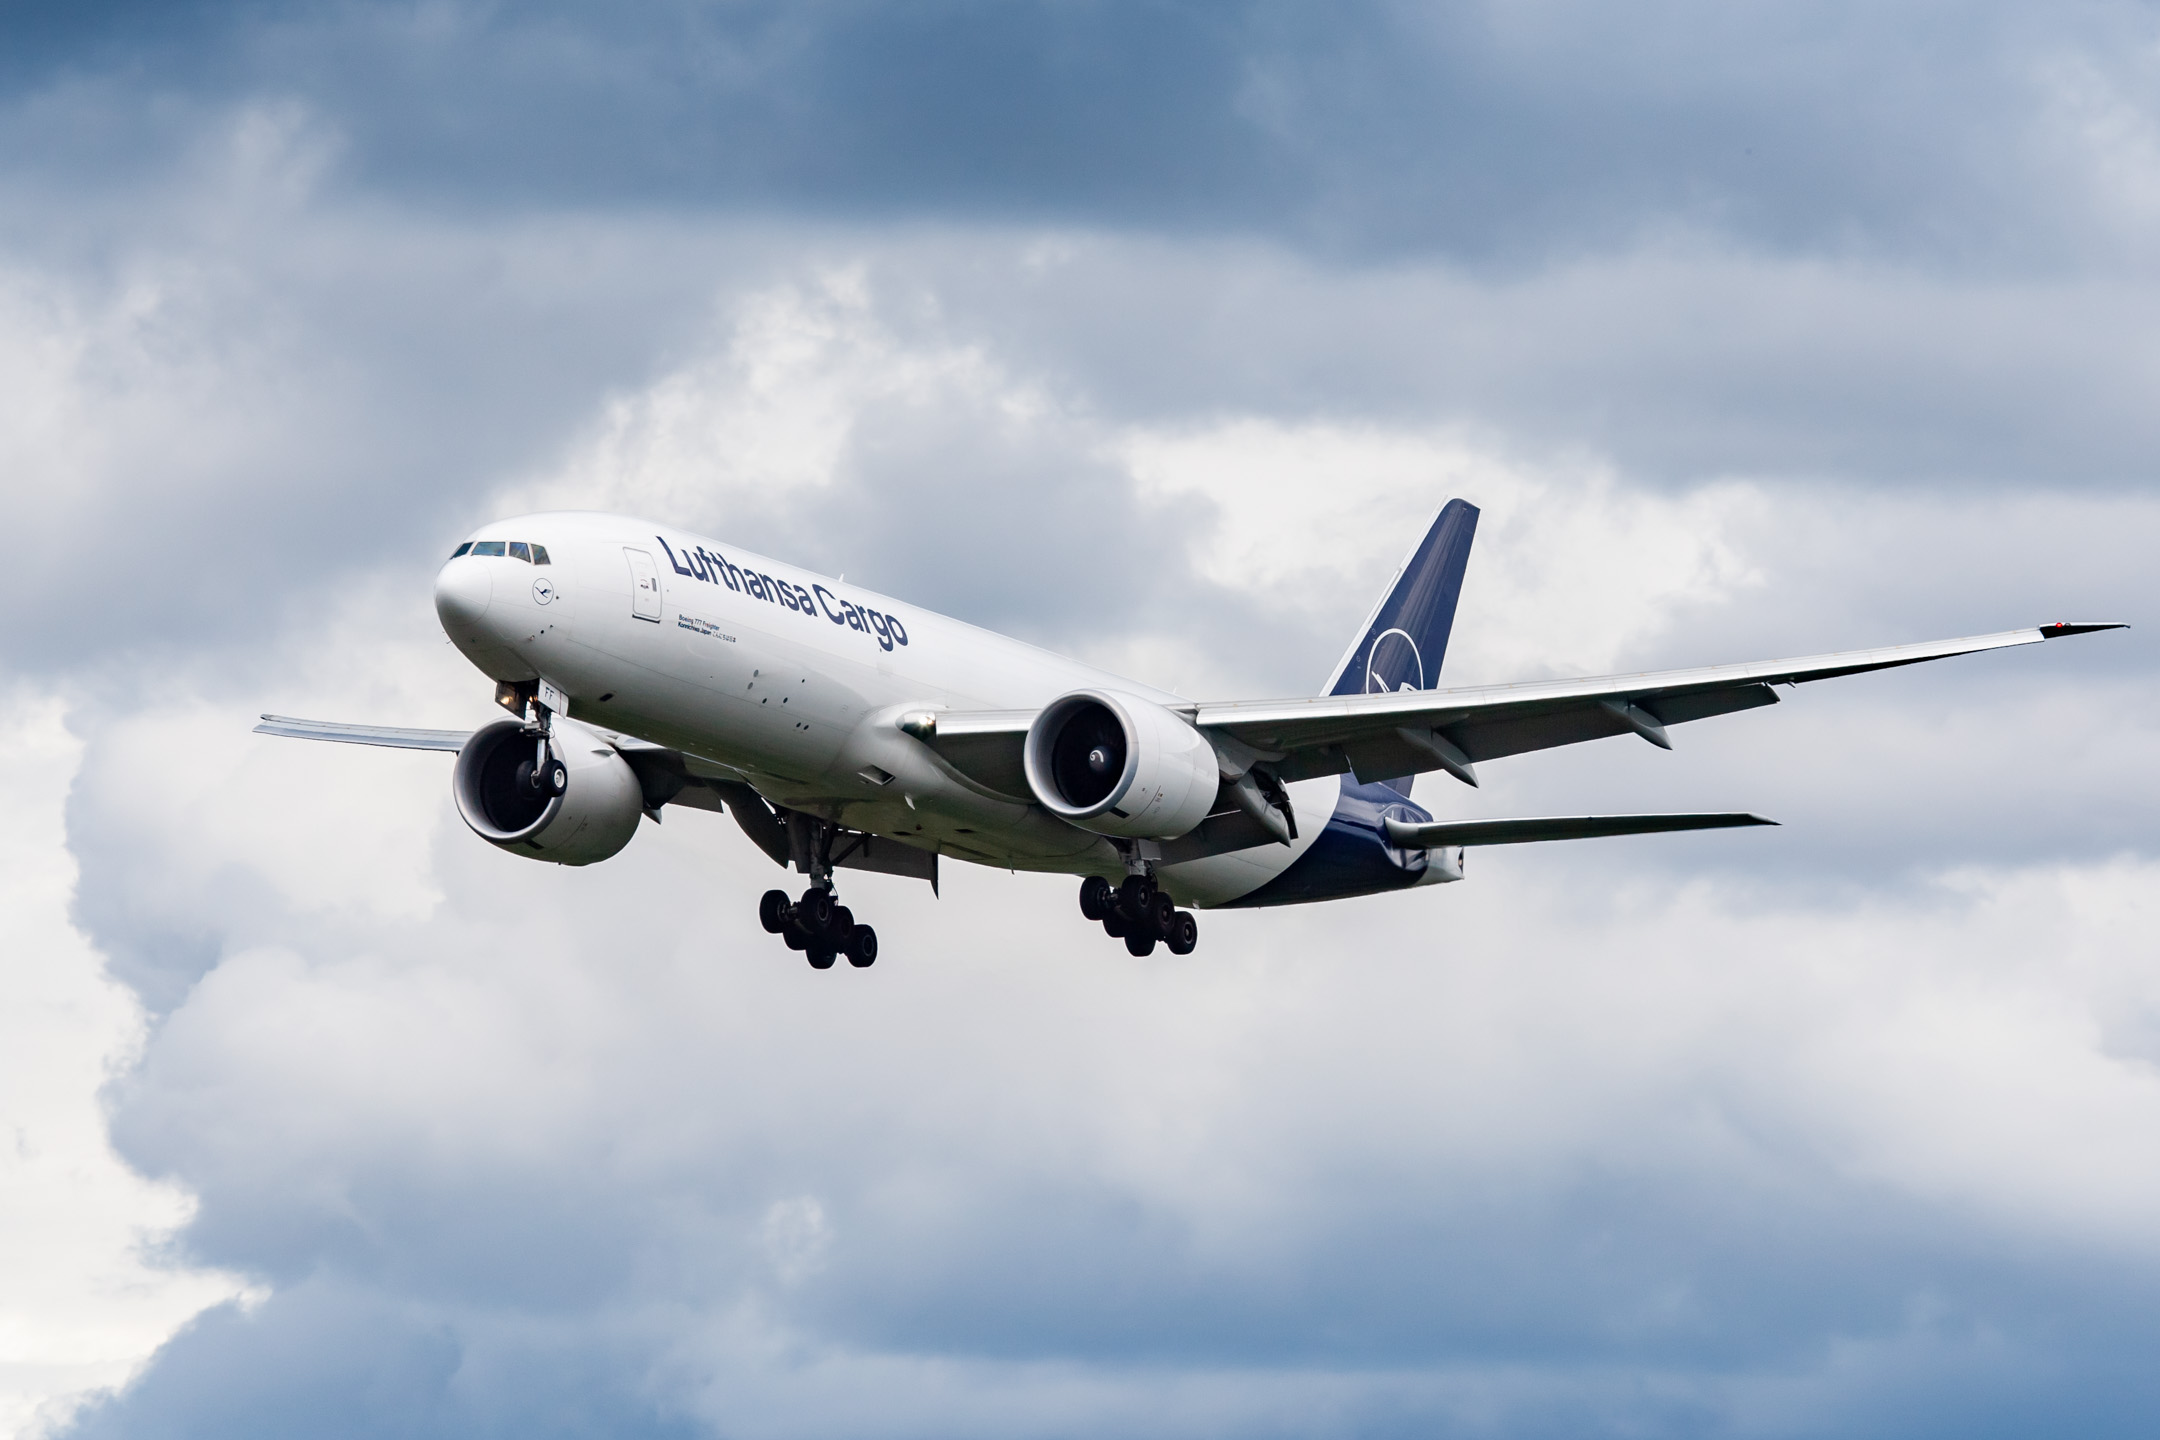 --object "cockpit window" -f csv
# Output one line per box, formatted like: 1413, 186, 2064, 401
530, 544, 551, 565
471, 540, 506, 556
508, 542, 531, 562
450, 541, 473, 558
